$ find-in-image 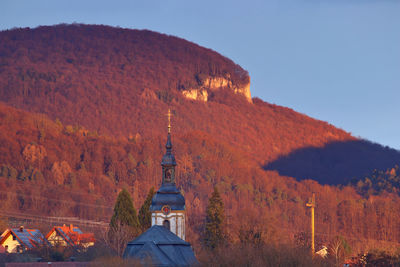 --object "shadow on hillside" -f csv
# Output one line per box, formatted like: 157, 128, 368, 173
264, 140, 400, 185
